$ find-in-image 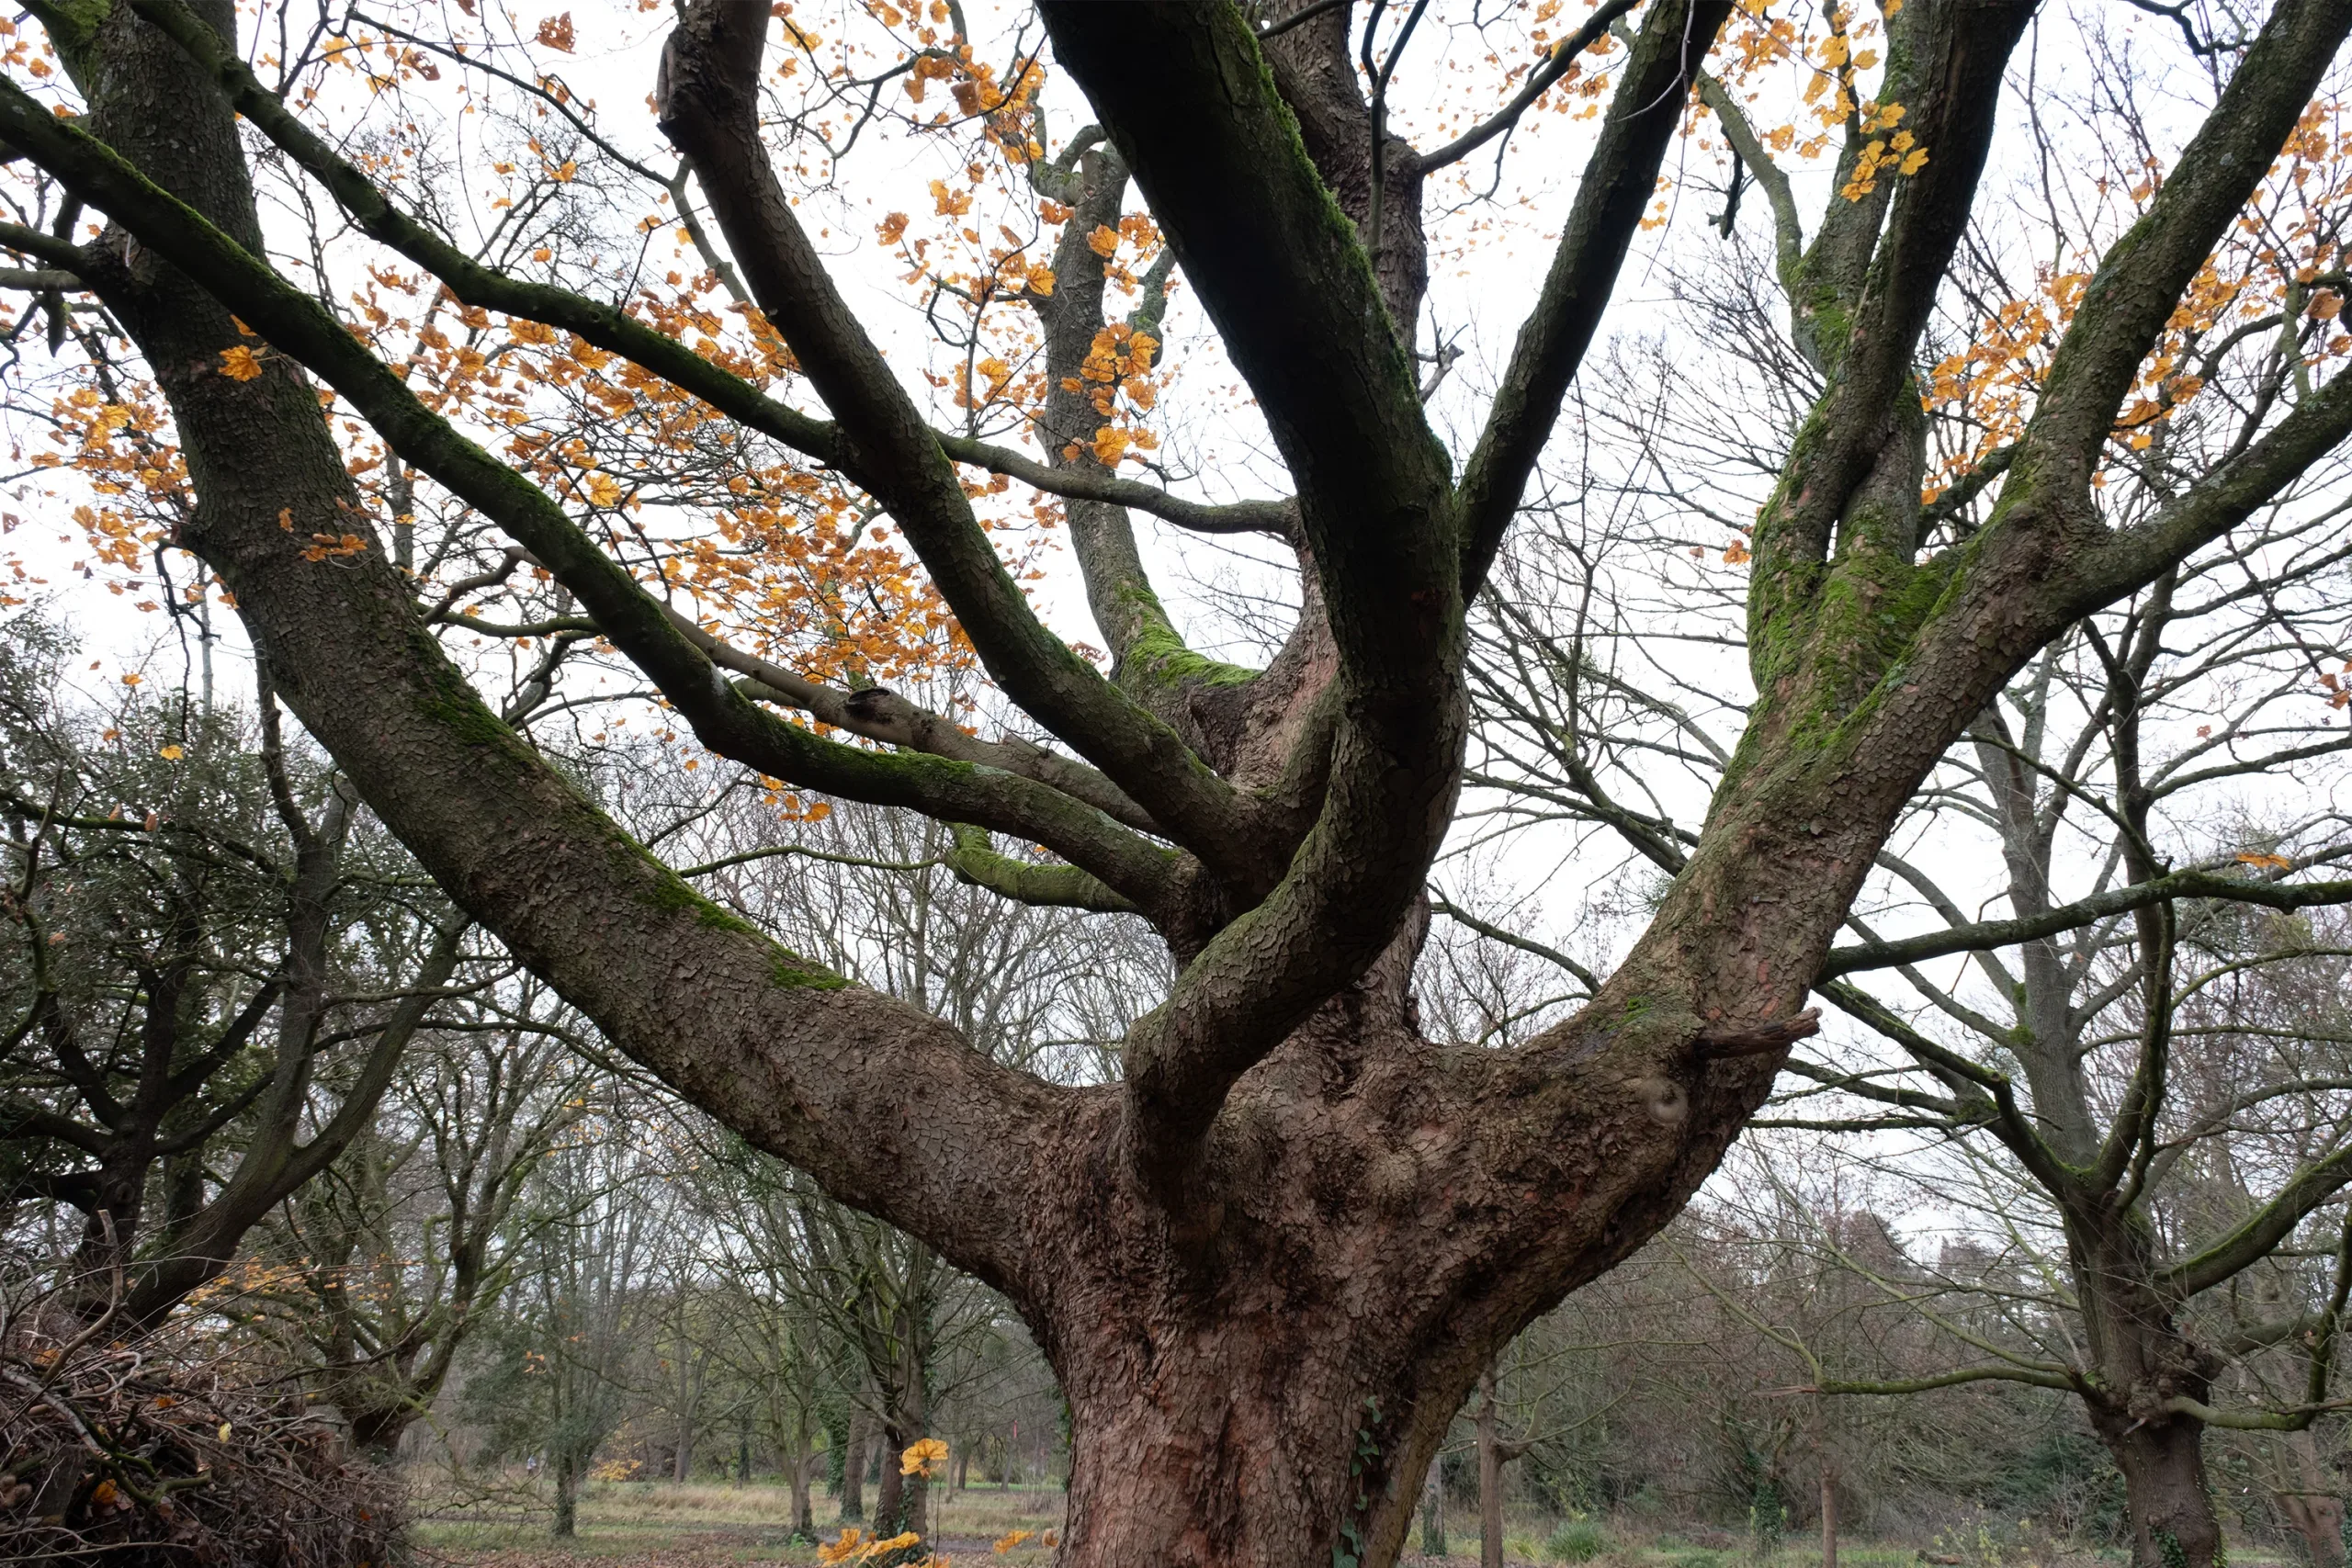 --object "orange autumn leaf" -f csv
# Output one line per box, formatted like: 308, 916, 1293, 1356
535, 11, 574, 51
218, 345, 264, 381
1086, 224, 1119, 257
